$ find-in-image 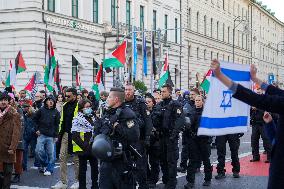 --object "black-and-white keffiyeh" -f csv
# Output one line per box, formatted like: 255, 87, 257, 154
71, 112, 96, 133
